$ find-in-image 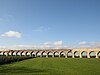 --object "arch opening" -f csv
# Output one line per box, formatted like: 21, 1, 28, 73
31, 52, 35, 57
98, 51, 100, 58
0, 52, 4, 56
89, 51, 96, 58
25, 52, 30, 56
36, 52, 41, 57
3, 52, 8, 56
74, 51, 80, 58
12, 52, 17, 56
60, 51, 66, 57
48, 52, 53, 57
67, 51, 72, 58
21, 52, 25, 56
16, 51, 21, 56
42, 52, 47, 57
81, 51, 87, 58
54, 52, 59, 57
8, 52, 12, 56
